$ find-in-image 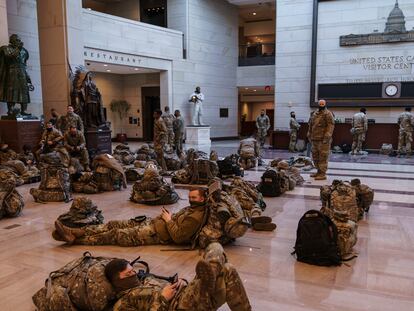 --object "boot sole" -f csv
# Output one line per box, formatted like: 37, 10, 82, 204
253, 223, 277, 231
251, 216, 272, 226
